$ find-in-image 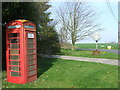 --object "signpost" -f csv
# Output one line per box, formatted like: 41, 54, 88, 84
92, 32, 101, 55
93, 32, 101, 50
